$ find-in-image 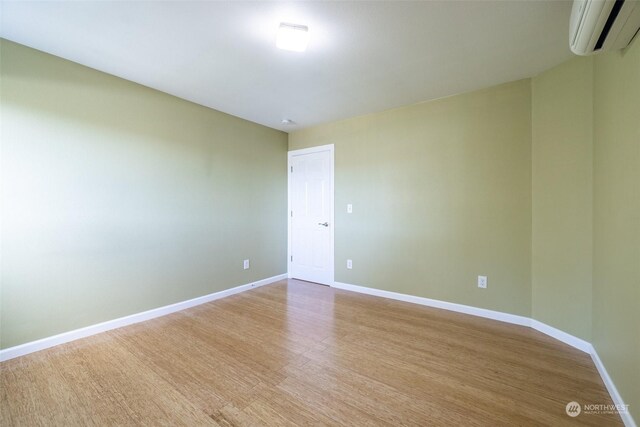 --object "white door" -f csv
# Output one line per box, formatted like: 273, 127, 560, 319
288, 145, 334, 286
